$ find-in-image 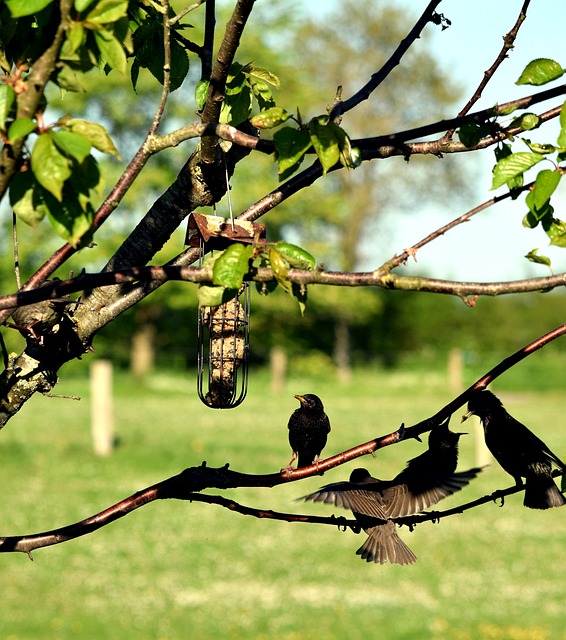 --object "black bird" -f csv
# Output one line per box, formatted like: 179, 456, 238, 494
303, 420, 482, 564
462, 389, 566, 509
287, 394, 331, 469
